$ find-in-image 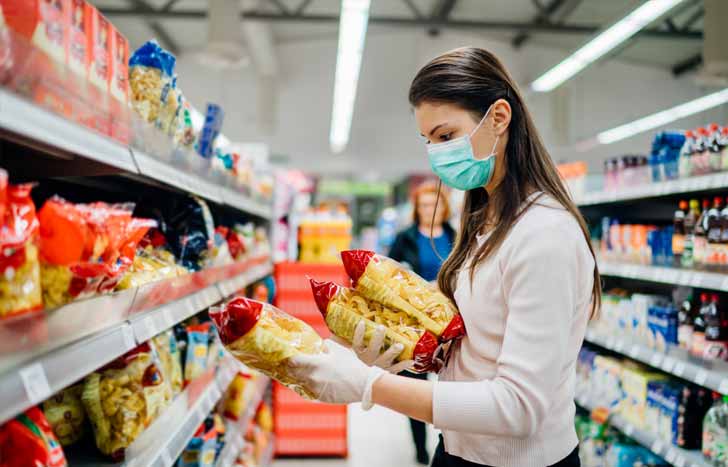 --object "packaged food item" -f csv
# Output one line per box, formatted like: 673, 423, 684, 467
88, 5, 110, 93
157, 196, 214, 271
0, 406, 67, 467
197, 103, 224, 159
129, 40, 179, 133
0, 0, 66, 63
152, 330, 183, 396
109, 25, 128, 104
116, 243, 187, 290
174, 98, 198, 148
177, 417, 217, 467
42, 383, 86, 446
255, 402, 273, 433
209, 227, 234, 268
222, 372, 251, 420
82, 342, 169, 460
340, 250, 465, 341
703, 393, 728, 465
65, 0, 90, 79
310, 279, 439, 372
184, 323, 210, 386
0, 173, 42, 317
210, 297, 324, 398
216, 226, 246, 261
